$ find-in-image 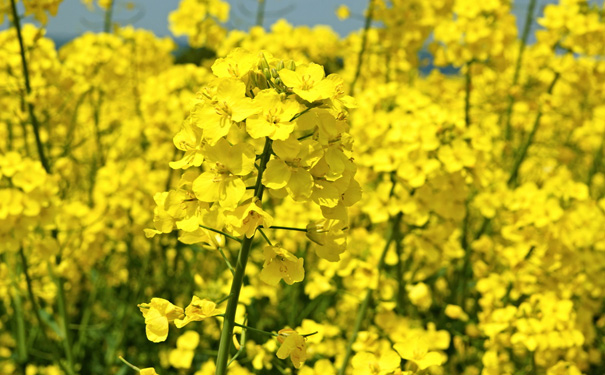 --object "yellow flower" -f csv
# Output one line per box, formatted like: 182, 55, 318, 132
169, 331, 200, 369
212, 48, 258, 79
169, 122, 205, 169
191, 138, 256, 209
139, 368, 159, 375
190, 78, 259, 144
174, 296, 223, 328
246, 90, 302, 140
260, 246, 305, 285
276, 328, 307, 369
225, 199, 274, 238
138, 298, 184, 343
394, 337, 443, 370
306, 219, 347, 262
279, 63, 336, 102
445, 304, 469, 321
336, 5, 350, 20
262, 137, 320, 200
351, 349, 401, 375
